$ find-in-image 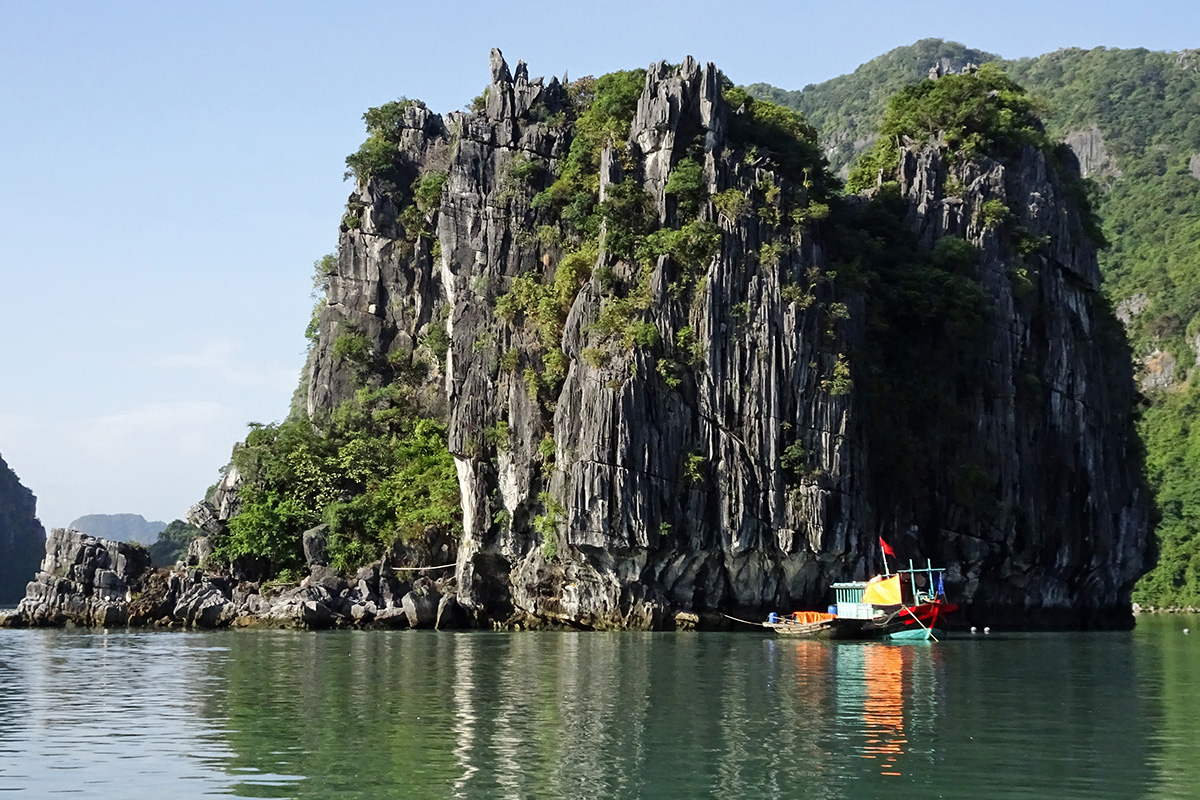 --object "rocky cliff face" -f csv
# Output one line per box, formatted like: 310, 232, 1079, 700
0, 453, 46, 605
280, 52, 1150, 629
890, 143, 1150, 626
1062, 127, 1121, 181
